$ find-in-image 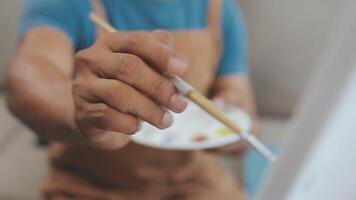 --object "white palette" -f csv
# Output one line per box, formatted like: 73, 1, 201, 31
132, 102, 251, 150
